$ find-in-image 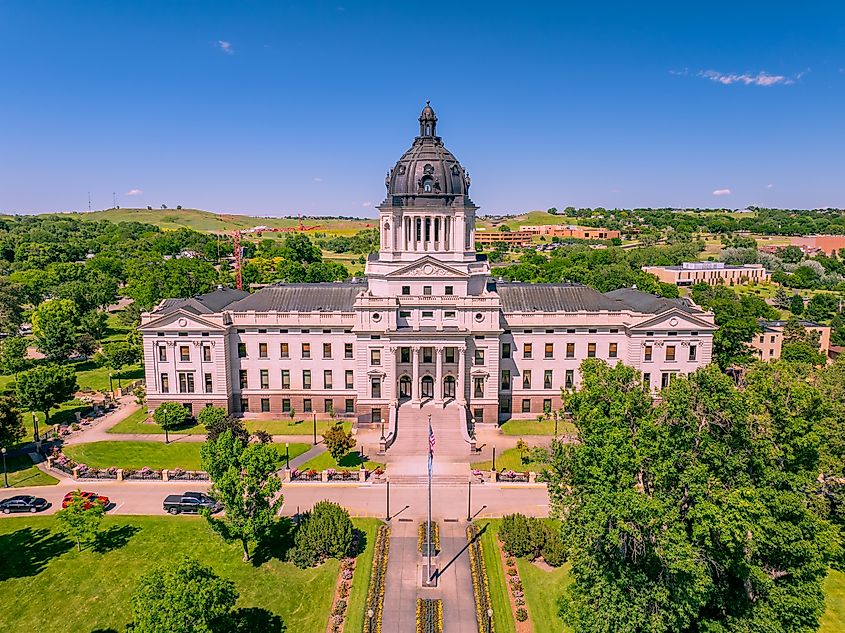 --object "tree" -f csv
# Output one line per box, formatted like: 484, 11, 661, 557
153, 402, 189, 444
280, 233, 321, 264
97, 341, 140, 388
0, 336, 30, 377
125, 258, 220, 309
0, 395, 24, 448
78, 309, 108, 341
773, 286, 791, 309
322, 422, 355, 463
201, 429, 283, 562
515, 438, 529, 464
16, 364, 77, 431
31, 298, 80, 361
790, 292, 806, 315
129, 556, 238, 633
198, 406, 250, 444
806, 292, 839, 322
290, 500, 354, 568
0, 278, 24, 335
55, 490, 105, 551
547, 359, 837, 633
